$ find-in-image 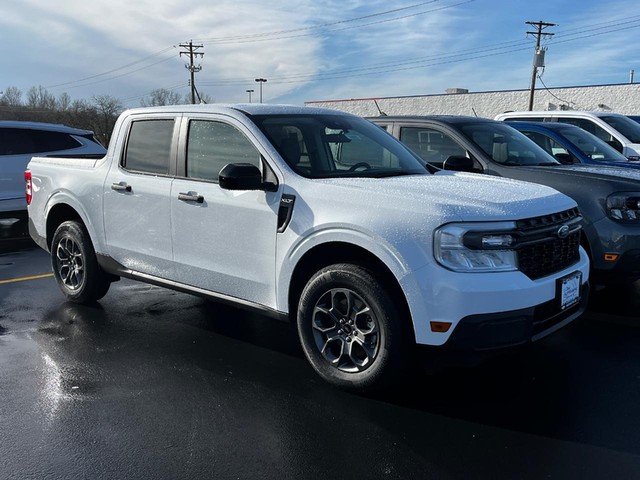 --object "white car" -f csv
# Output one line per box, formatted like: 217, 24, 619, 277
495, 111, 640, 160
0, 121, 105, 240
27, 105, 589, 391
